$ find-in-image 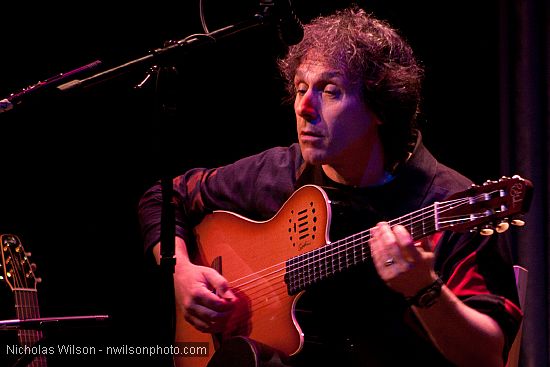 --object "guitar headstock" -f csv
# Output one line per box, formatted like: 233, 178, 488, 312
0, 234, 39, 291
436, 175, 533, 235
